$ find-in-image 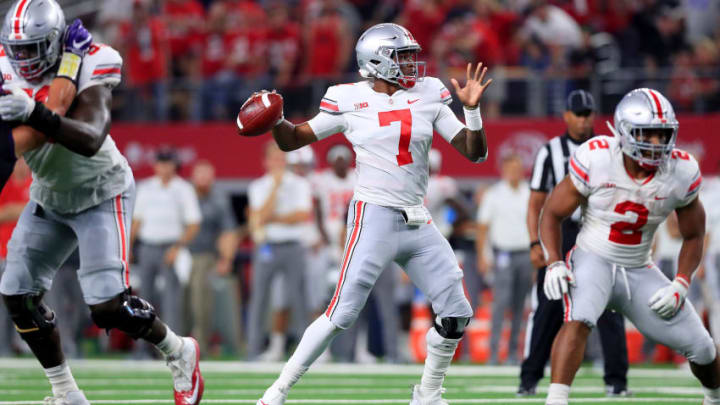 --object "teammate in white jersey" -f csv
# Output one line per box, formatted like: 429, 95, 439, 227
540, 88, 720, 405
255, 23, 490, 405
0, 1, 203, 404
